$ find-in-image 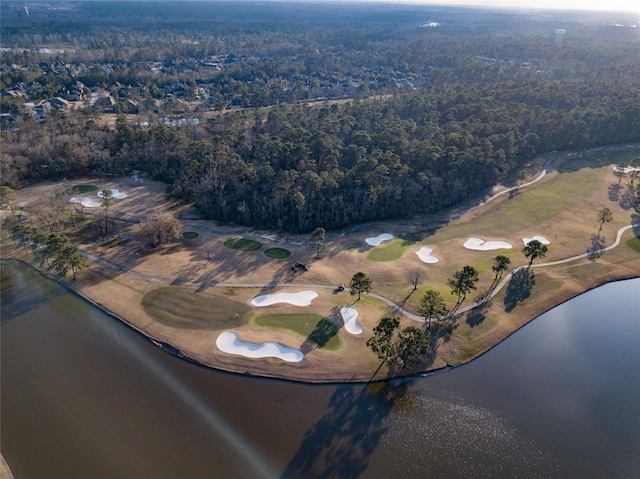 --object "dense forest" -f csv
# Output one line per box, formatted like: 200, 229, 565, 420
2, 1, 639, 231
